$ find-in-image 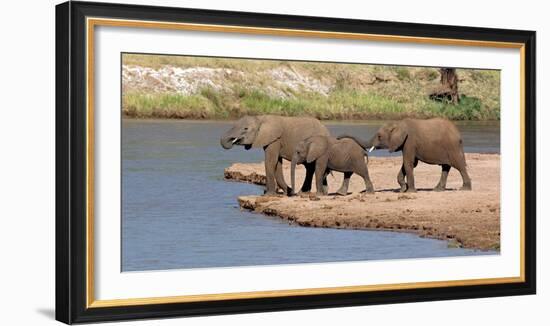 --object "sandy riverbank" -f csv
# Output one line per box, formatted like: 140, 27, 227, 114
224, 153, 500, 250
